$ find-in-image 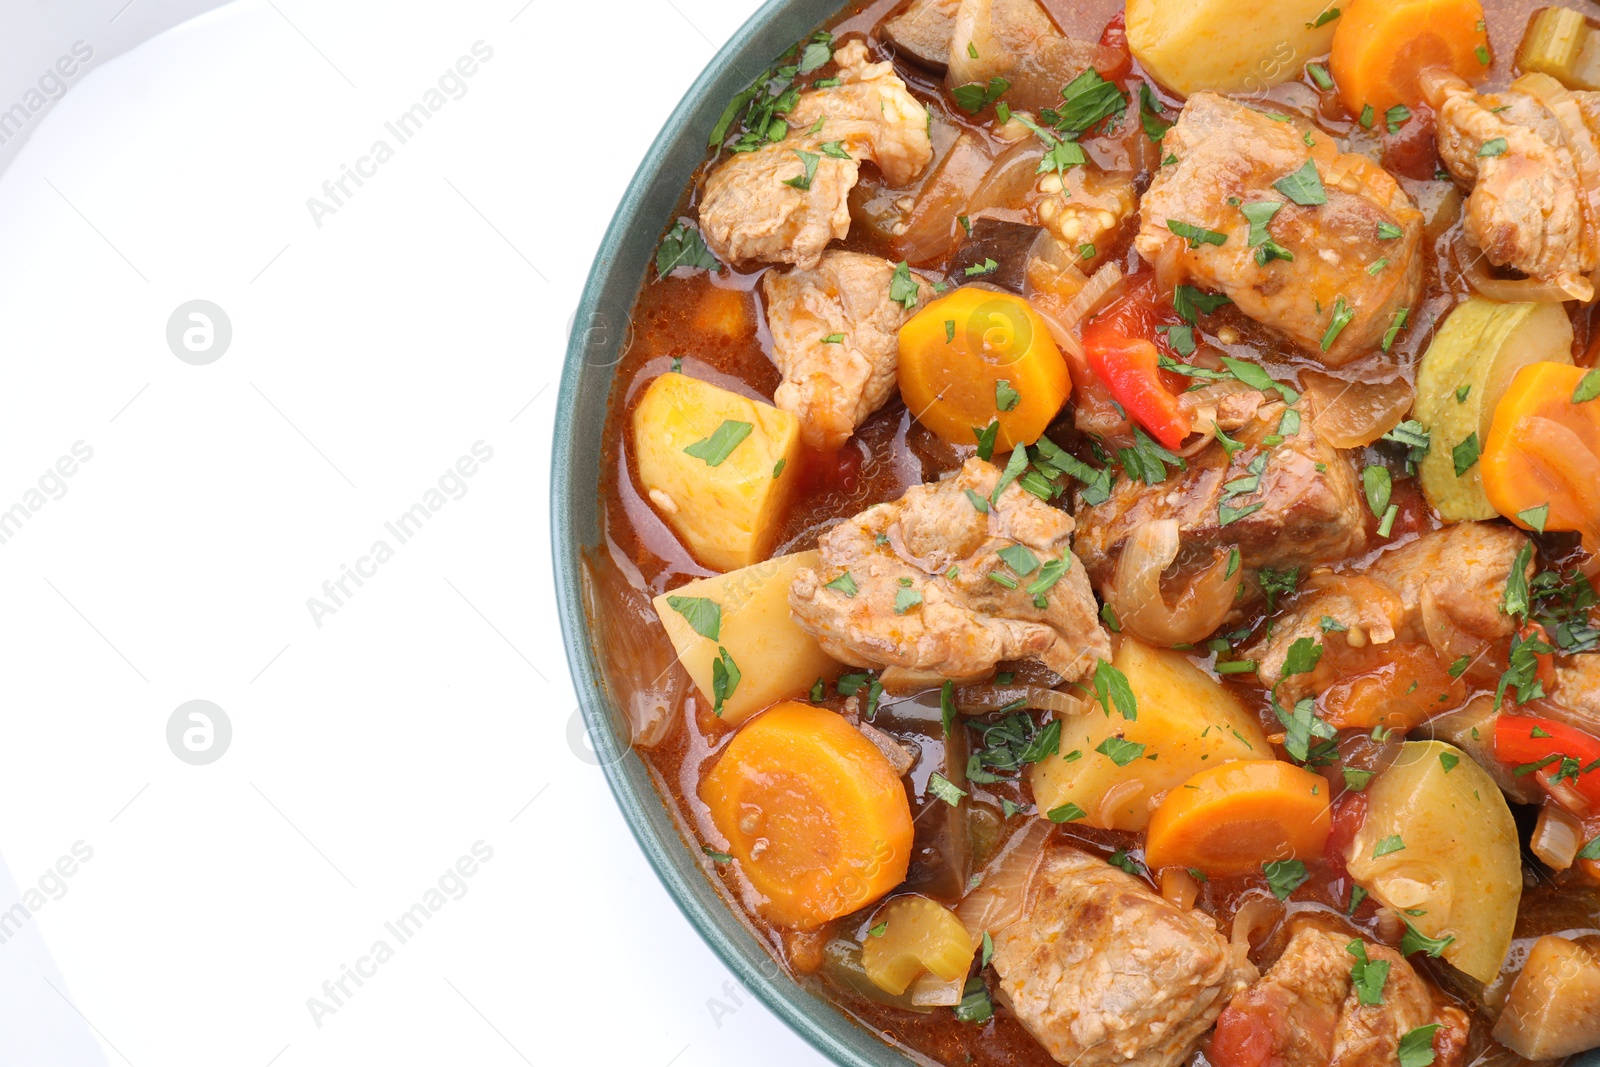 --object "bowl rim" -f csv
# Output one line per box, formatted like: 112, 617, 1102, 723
548, 2, 908, 1065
